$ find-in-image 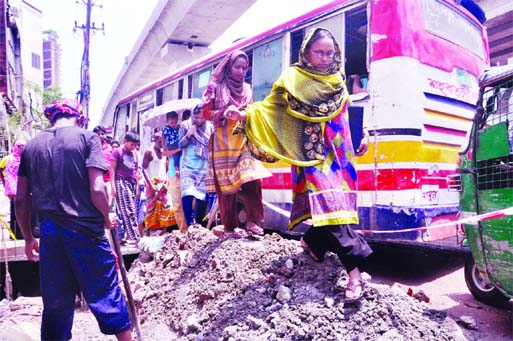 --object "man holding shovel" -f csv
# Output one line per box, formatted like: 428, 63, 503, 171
15, 99, 133, 340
